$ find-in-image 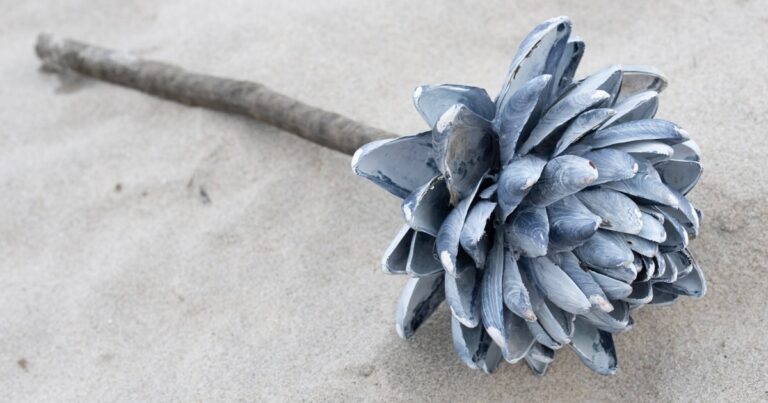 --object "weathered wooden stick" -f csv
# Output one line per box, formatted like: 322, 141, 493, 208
35, 34, 394, 155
